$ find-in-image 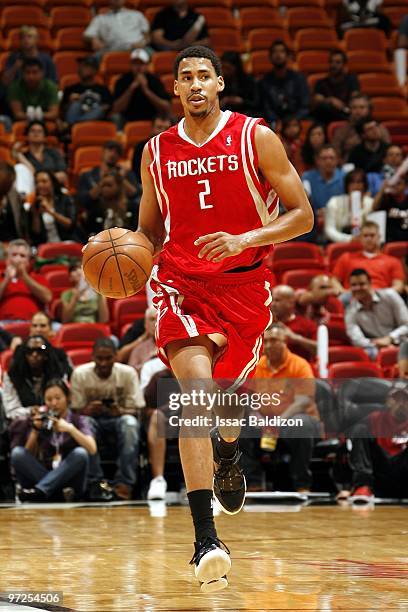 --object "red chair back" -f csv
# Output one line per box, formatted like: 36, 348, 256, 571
2, 321, 31, 339
328, 346, 369, 364
328, 361, 383, 379
67, 348, 93, 366
55, 323, 110, 350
